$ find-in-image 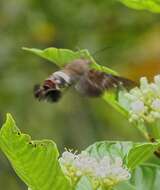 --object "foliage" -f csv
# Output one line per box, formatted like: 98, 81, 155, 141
115, 164, 160, 190
0, 46, 160, 189
119, 0, 160, 13
0, 114, 71, 190
0, 114, 160, 190
22, 47, 118, 75
1, 0, 160, 189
